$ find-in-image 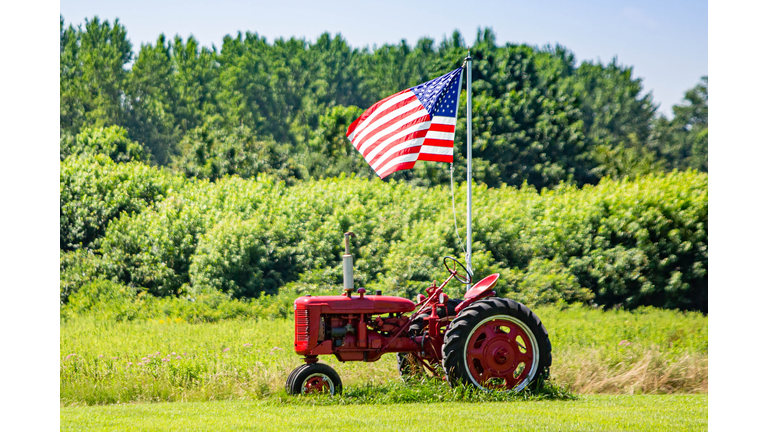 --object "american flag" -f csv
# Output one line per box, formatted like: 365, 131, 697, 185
346, 67, 464, 178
